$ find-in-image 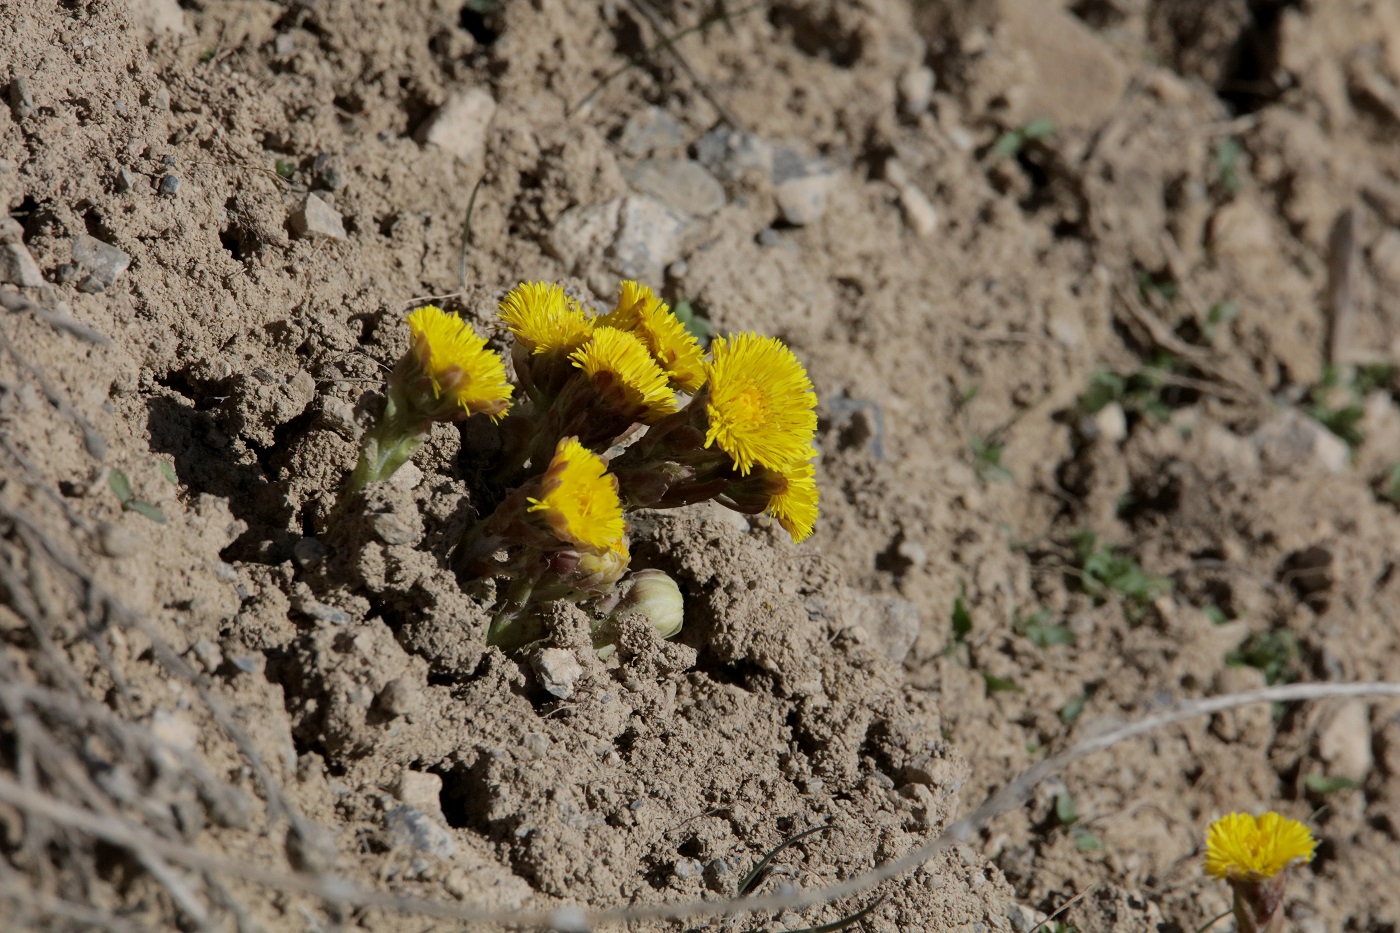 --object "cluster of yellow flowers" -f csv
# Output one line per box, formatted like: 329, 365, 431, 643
344, 280, 820, 649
